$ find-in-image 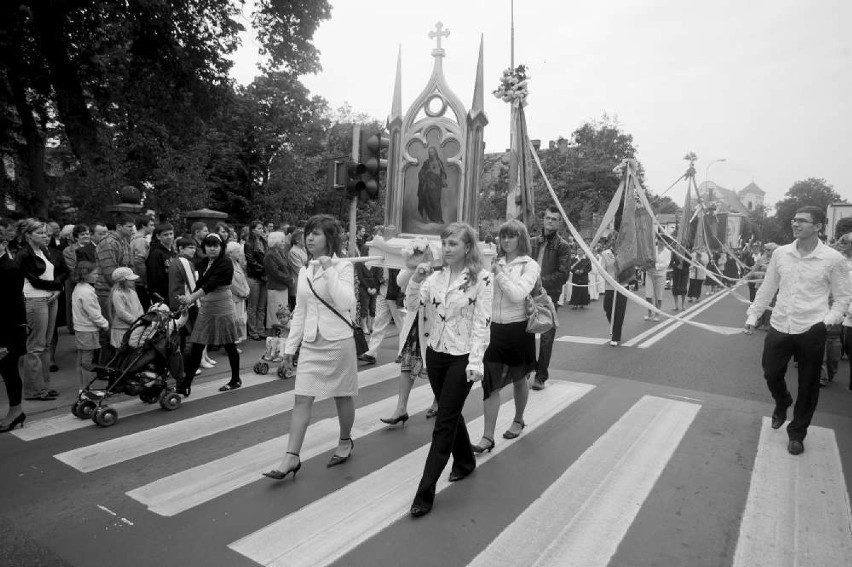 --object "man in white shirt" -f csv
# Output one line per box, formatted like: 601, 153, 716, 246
745, 206, 851, 455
